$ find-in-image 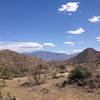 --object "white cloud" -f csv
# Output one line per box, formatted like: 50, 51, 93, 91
58, 2, 80, 13
64, 41, 75, 45
73, 49, 82, 53
96, 36, 100, 41
0, 42, 43, 53
0, 42, 57, 52
43, 43, 56, 47
67, 27, 85, 35
88, 16, 100, 23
